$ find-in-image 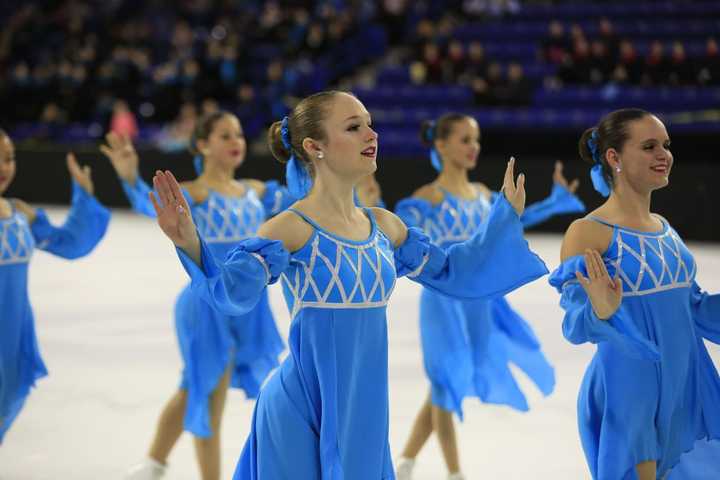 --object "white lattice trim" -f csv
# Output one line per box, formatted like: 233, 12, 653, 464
0, 256, 32, 266
249, 252, 271, 284
295, 300, 389, 310
406, 253, 430, 278
621, 281, 693, 297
